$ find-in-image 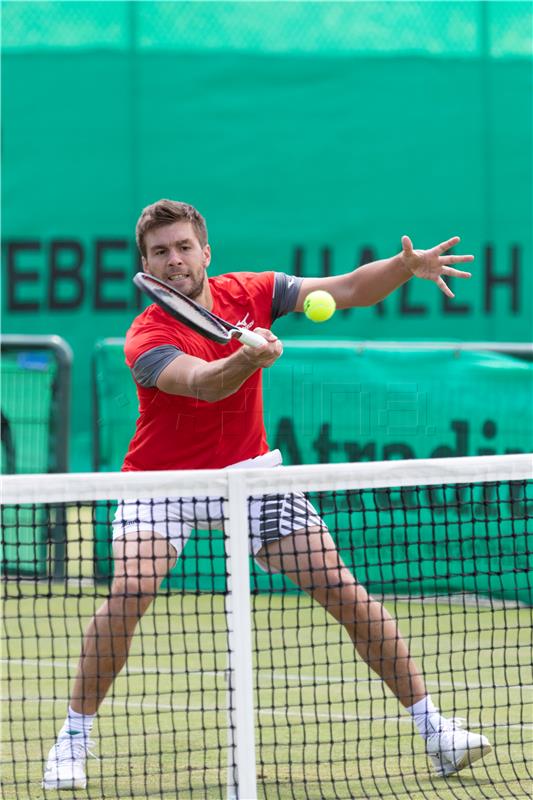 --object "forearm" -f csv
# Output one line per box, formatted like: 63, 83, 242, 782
297, 235, 472, 310
156, 328, 281, 400
296, 252, 414, 311
350, 252, 412, 306
192, 349, 259, 402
